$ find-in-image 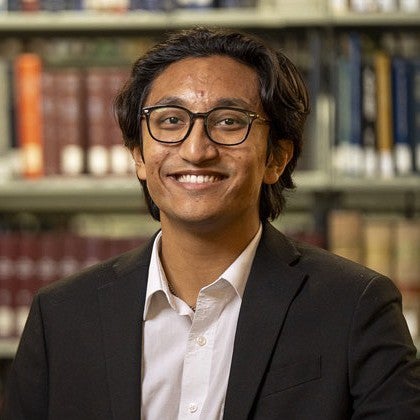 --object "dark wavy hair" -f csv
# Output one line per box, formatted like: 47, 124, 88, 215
114, 27, 310, 221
